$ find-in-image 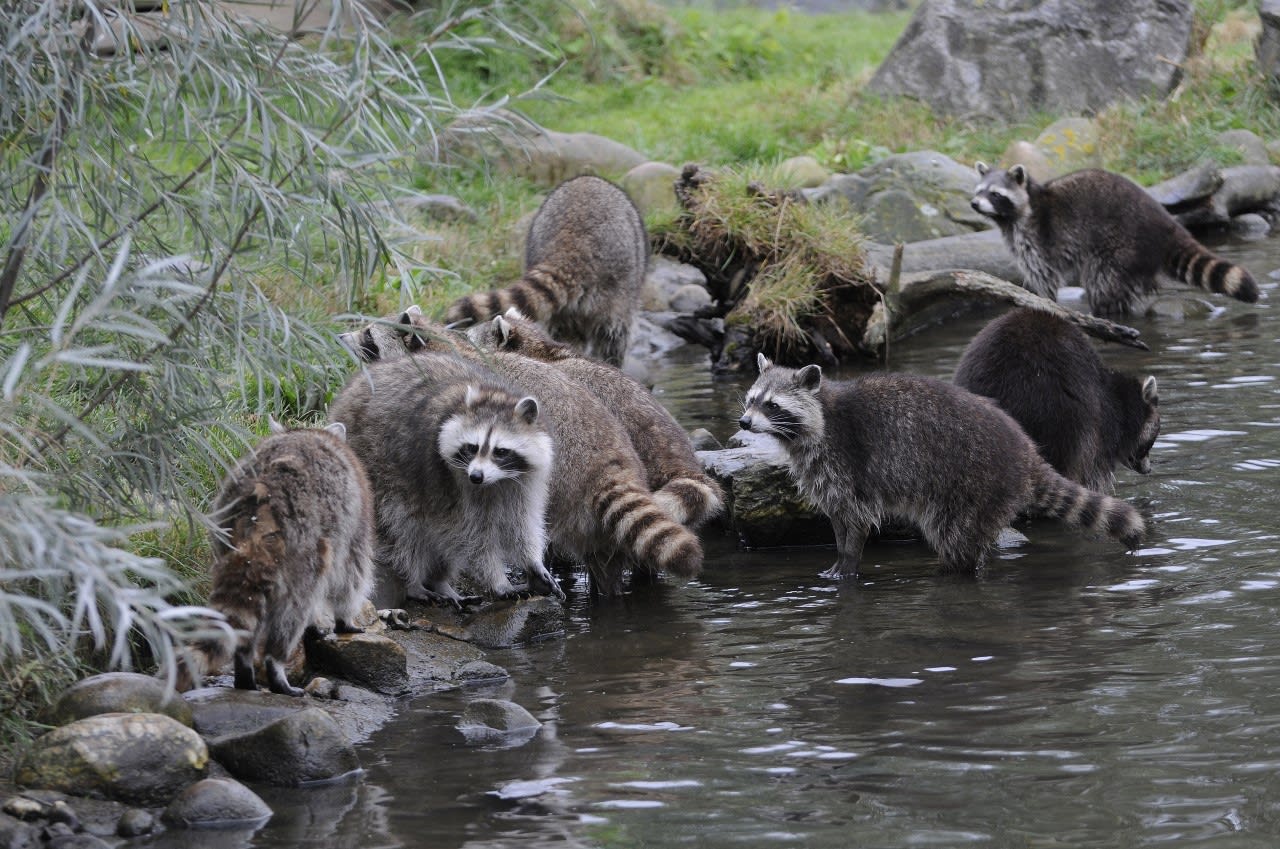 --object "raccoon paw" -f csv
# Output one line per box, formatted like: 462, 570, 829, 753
526, 564, 566, 600
333, 618, 364, 635
819, 559, 860, 581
